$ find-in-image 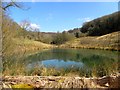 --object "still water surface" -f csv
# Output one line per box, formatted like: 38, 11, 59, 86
25, 49, 118, 71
